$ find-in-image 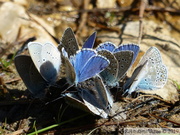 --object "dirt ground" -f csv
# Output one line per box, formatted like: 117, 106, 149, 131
0, 0, 179, 134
